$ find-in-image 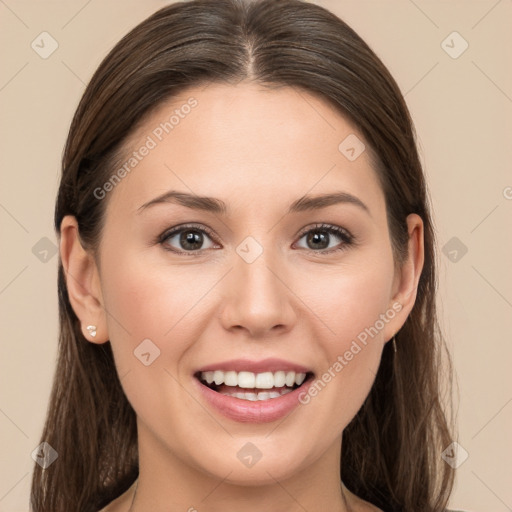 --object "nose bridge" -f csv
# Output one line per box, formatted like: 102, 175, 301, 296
220, 236, 295, 335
